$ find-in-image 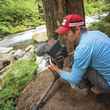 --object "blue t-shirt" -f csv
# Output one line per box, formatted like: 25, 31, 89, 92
59, 31, 110, 86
